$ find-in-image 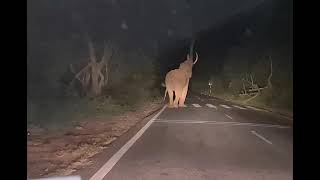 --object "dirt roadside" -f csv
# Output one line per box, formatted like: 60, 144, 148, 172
27, 100, 163, 179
